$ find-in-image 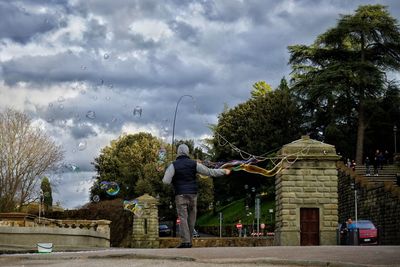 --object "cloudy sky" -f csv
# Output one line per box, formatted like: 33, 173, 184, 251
1, 0, 399, 209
